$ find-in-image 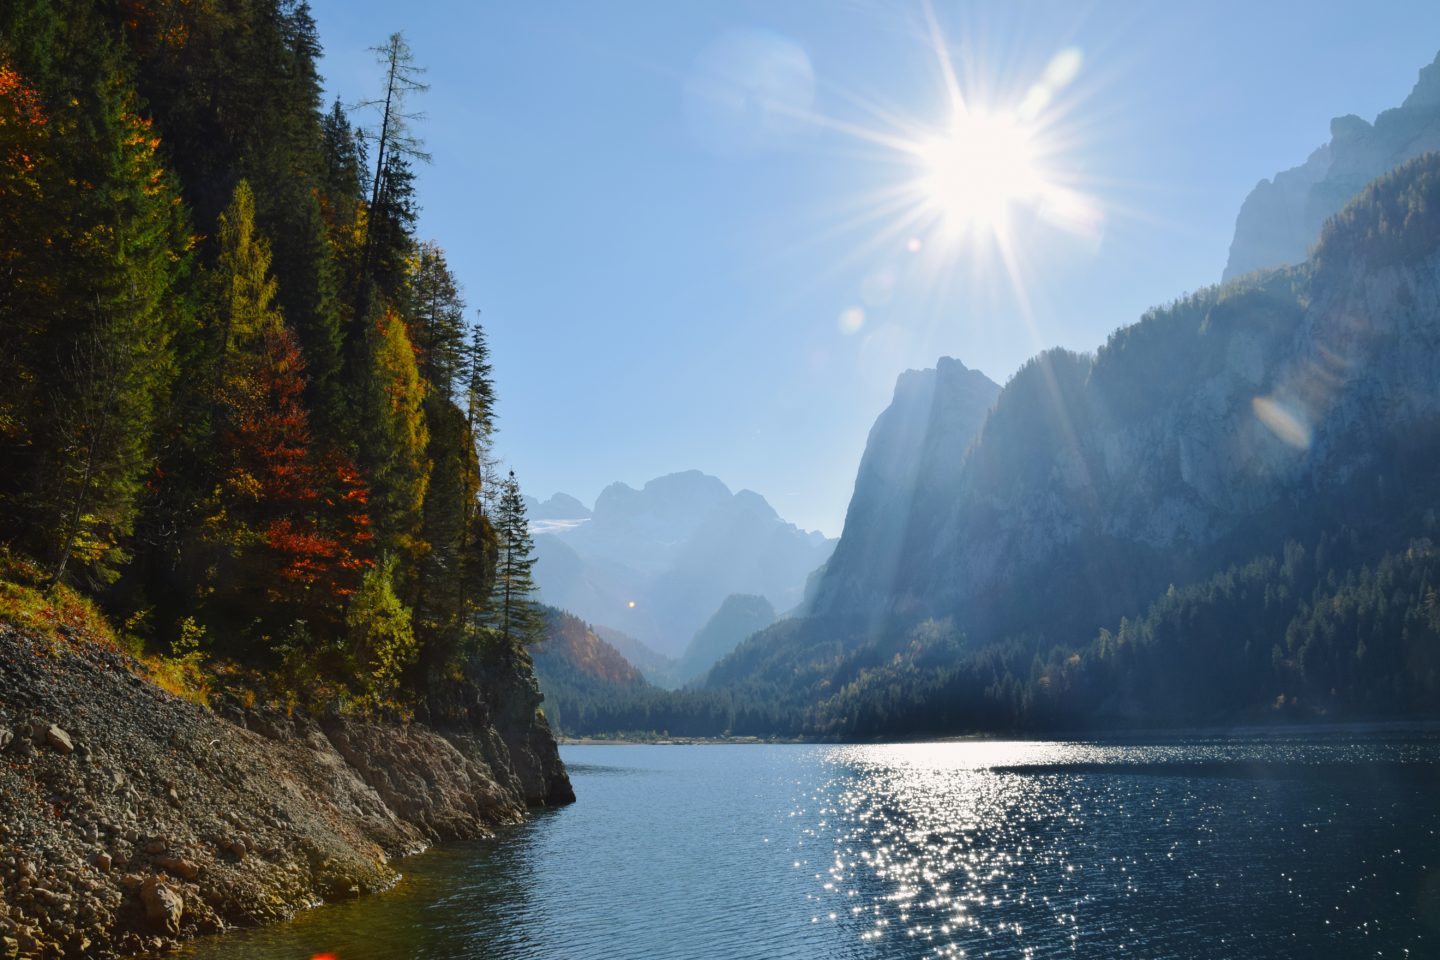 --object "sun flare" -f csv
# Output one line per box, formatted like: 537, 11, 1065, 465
915, 109, 1044, 240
